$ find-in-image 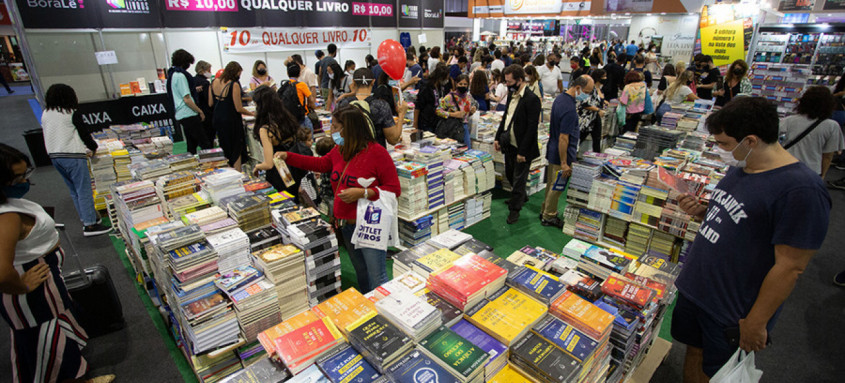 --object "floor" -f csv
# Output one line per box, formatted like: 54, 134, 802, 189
1, 90, 844, 382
